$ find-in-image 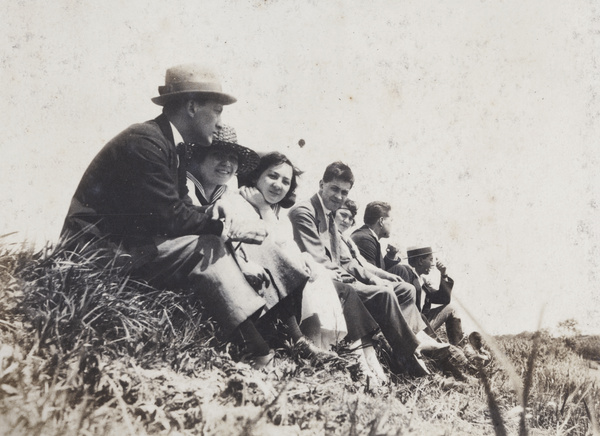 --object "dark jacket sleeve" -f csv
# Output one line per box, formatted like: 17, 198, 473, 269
425, 275, 454, 305
123, 134, 221, 236
288, 205, 345, 274
388, 263, 412, 282
350, 231, 379, 266
67, 123, 223, 240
